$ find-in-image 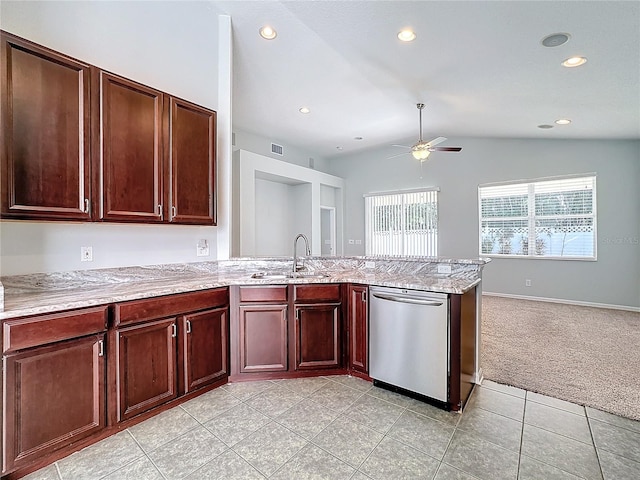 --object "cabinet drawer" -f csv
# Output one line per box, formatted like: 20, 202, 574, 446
115, 288, 228, 326
293, 284, 341, 303
238, 286, 287, 303
2, 306, 108, 353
